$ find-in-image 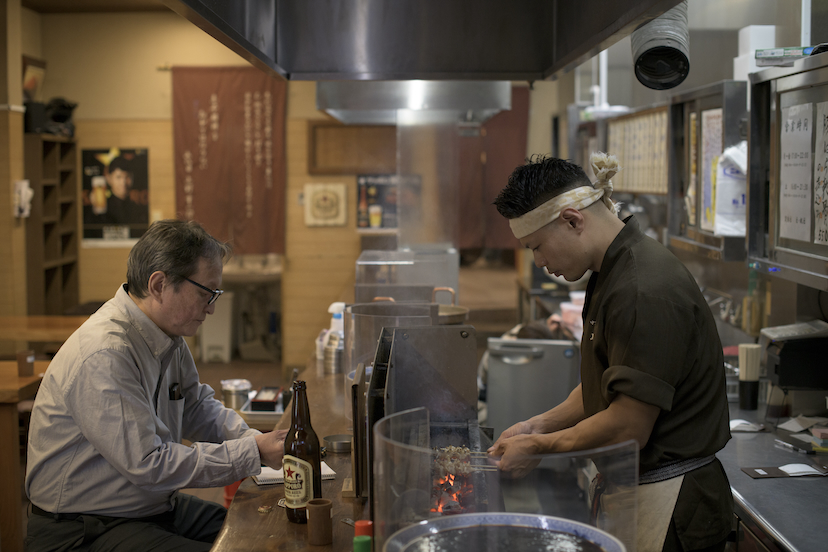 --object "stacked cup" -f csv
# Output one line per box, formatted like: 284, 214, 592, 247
738, 343, 761, 410
307, 499, 333, 545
